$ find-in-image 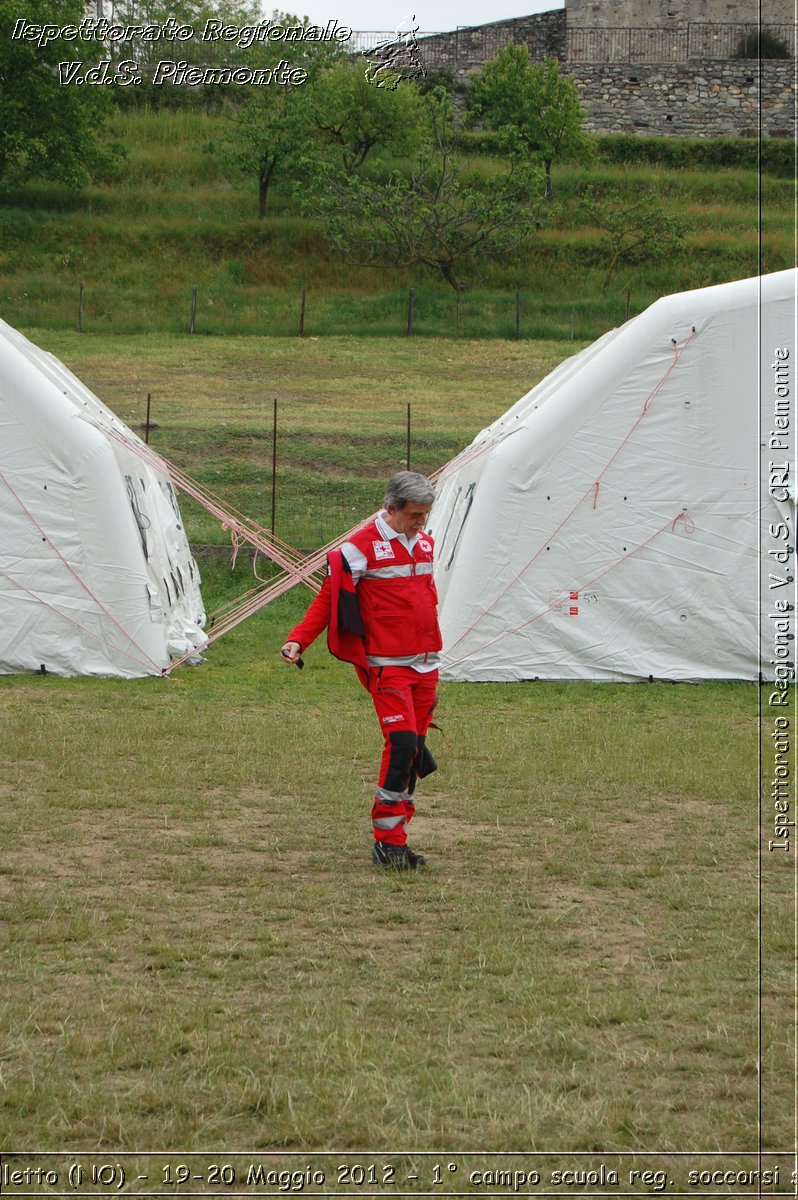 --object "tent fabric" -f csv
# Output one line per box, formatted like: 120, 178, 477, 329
429, 269, 796, 682
0, 321, 206, 678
